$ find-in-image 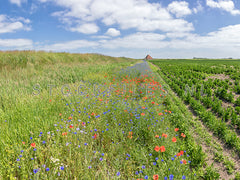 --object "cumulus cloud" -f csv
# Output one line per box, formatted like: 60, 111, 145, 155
105, 28, 121, 37
9, 0, 27, 6
40, 0, 194, 33
206, 0, 240, 15
69, 23, 99, 34
40, 40, 99, 51
102, 32, 166, 49
193, 0, 204, 13
0, 15, 31, 34
0, 39, 33, 48
167, 1, 192, 18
